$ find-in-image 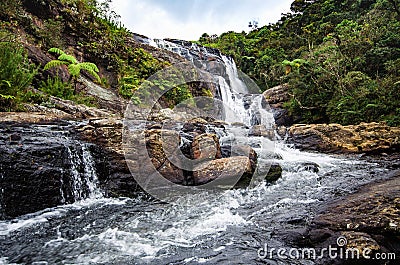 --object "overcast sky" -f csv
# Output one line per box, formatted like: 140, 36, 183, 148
111, 0, 293, 40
